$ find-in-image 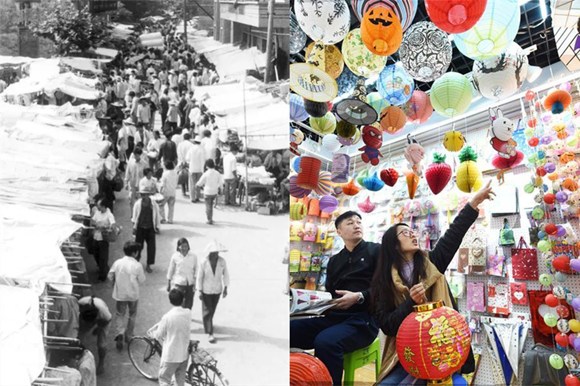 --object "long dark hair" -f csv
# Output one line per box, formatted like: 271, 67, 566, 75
370, 223, 427, 317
